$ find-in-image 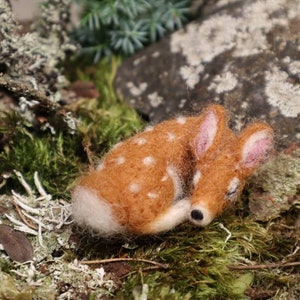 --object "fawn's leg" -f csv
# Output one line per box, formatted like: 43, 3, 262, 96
144, 198, 191, 234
